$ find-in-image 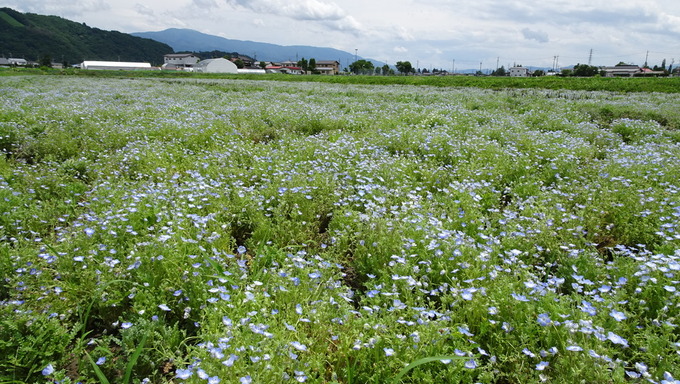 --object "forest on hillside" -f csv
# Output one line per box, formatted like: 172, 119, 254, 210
0, 8, 172, 65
